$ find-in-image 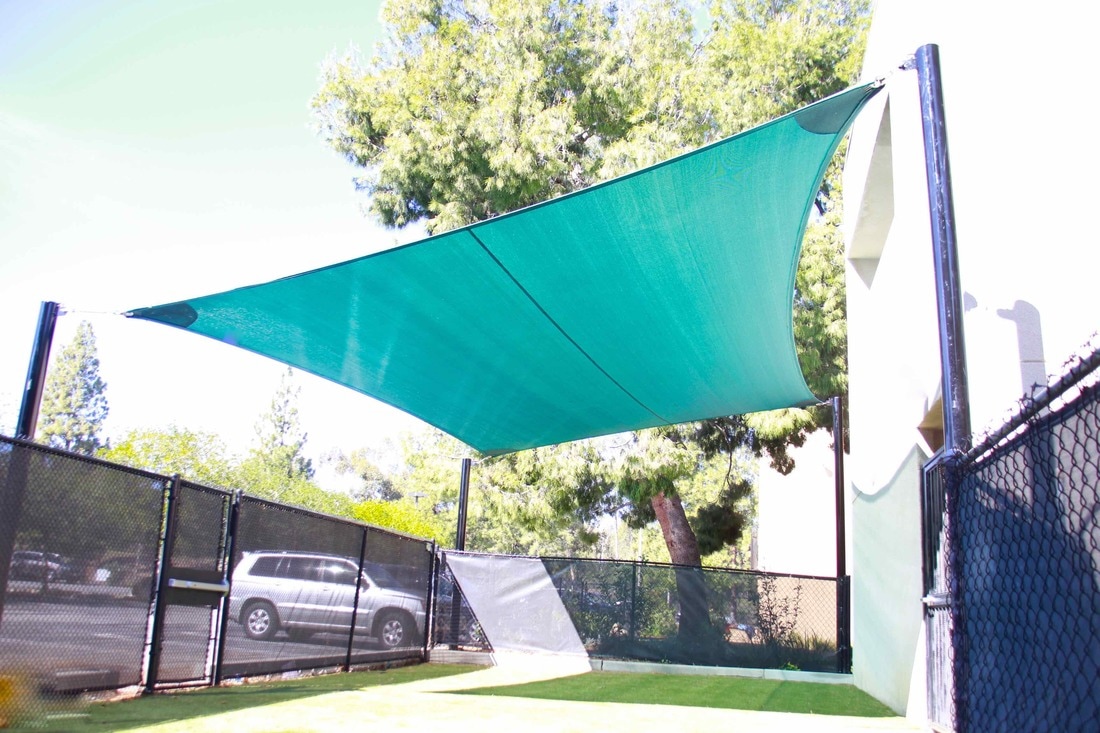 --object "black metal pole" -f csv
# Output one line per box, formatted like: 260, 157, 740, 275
213, 490, 242, 686
832, 396, 846, 578
145, 475, 181, 693
423, 540, 437, 659
16, 301, 61, 440
455, 458, 471, 551
345, 528, 370, 671
915, 44, 972, 454
832, 396, 851, 673
837, 576, 852, 674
